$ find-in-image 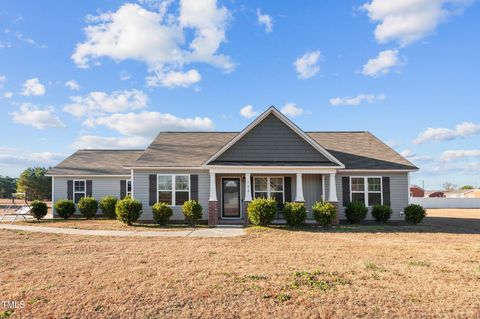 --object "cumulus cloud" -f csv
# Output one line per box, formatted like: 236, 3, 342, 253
281, 103, 304, 117
146, 69, 201, 88
72, 1, 233, 88
329, 93, 386, 106
400, 149, 432, 162
65, 80, 80, 91
21, 78, 46, 96
11, 103, 65, 129
362, 49, 402, 77
256, 8, 273, 33
413, 122, 480, 144
239, 105, 258, 119
0, 147, 65, 168
63, 89, 148, 117
441, 150, 480, 162
70, 135, 150, 149
294, 50, 321, 79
